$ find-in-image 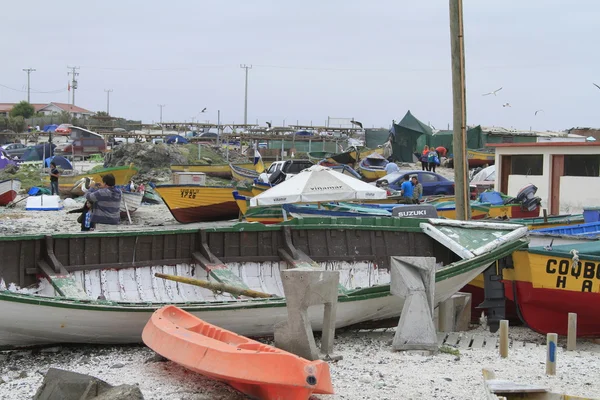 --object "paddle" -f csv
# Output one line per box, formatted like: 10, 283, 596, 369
154, 273, 276, 299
